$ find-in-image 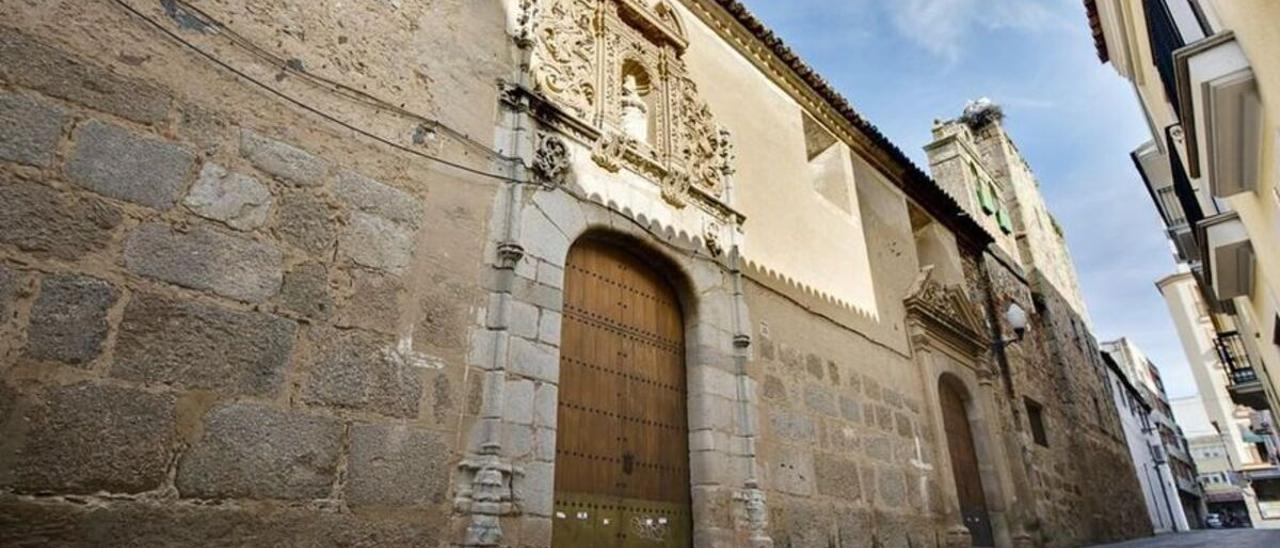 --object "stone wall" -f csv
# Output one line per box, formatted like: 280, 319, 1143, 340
748, 278, 941, 548
0, 0, 513, 544
964, 250, 1152, 547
